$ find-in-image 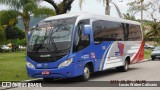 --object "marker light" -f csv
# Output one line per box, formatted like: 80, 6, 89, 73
26, 62, 35, 69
